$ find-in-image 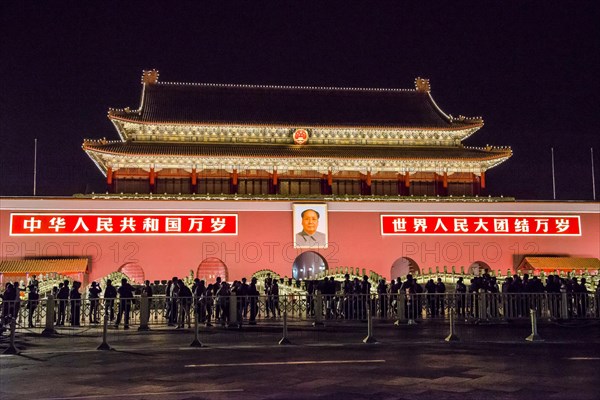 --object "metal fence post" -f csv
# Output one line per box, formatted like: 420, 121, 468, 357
526, 308, 544, 342
97, 303, 111, 351
138, 293, 150, 331
3, 317, 19, 355
313, 291, 324, 326
445, 307, 459, 342
363, 300, 377, 344
279, 308, 291, 345
42, 295, 57, 336
190, 306, 203, 347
